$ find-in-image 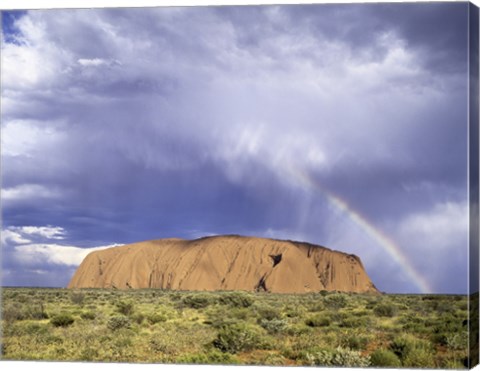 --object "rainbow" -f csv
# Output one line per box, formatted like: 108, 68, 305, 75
289, 167, 432, 294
